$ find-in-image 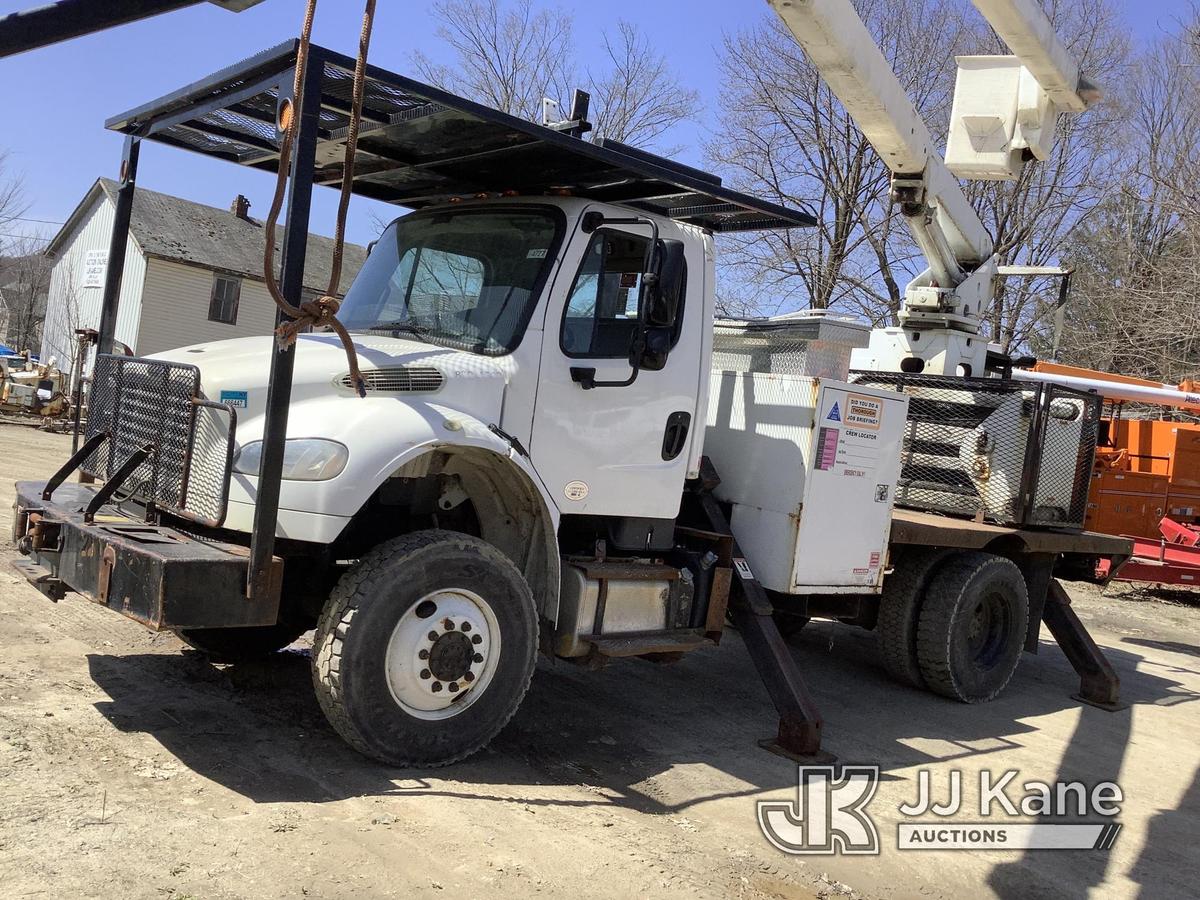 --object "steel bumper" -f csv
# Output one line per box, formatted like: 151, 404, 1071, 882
12, 481, 280, 631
